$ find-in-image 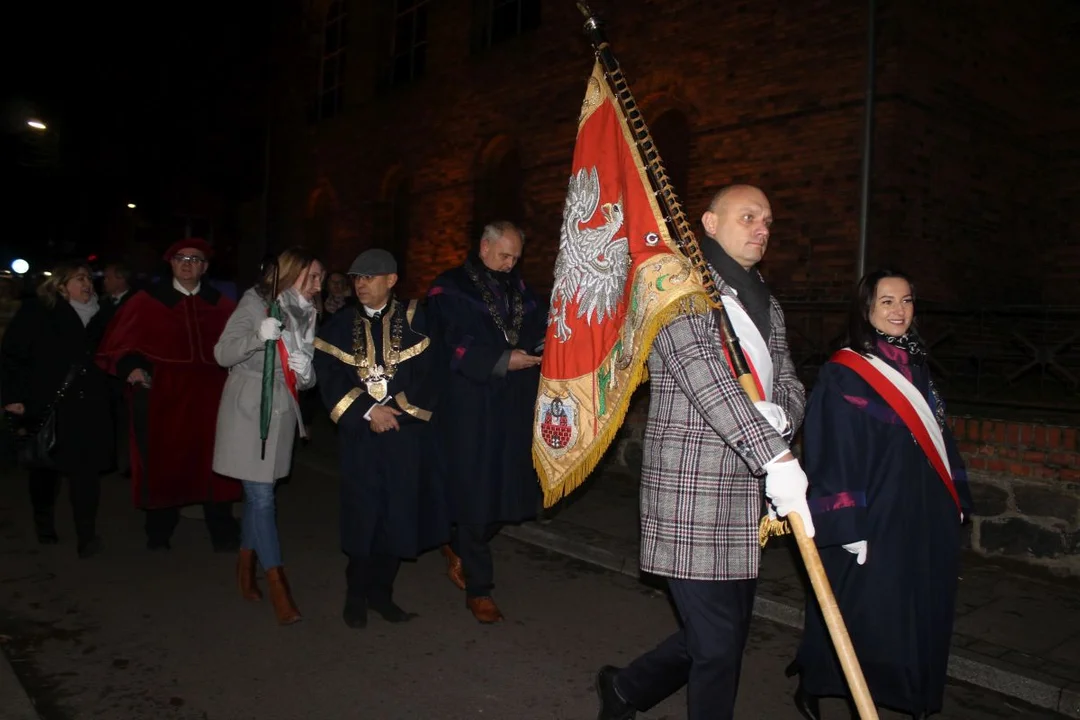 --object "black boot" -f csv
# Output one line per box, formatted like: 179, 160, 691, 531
786, 661, 821, 720
366, 554, 416, 623
793, 683, 821, 720
342, 598, 367, 629
595, 666, 636, 720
